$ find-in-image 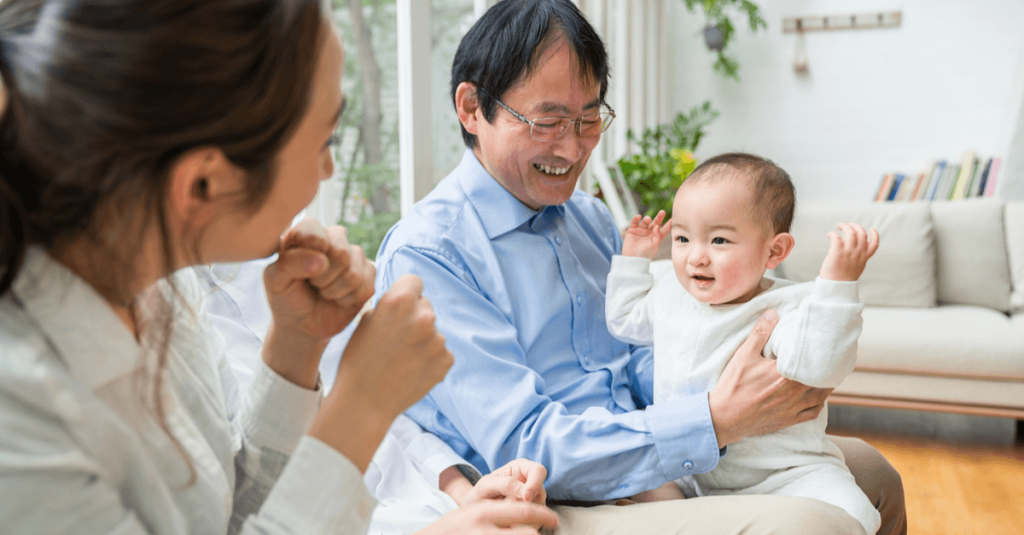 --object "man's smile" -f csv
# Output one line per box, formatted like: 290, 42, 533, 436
533, 163, 571, 175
